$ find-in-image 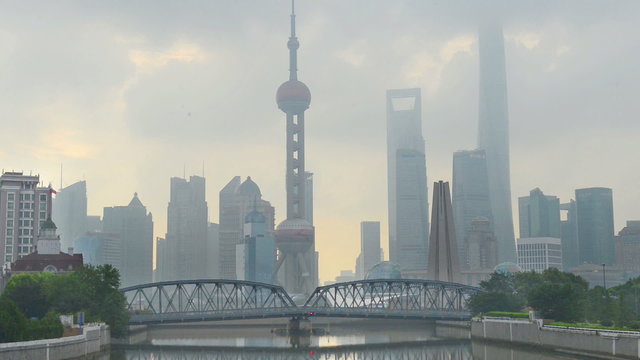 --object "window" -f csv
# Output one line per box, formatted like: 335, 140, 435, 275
7, 211, 13, 218
4, 255, 11, 263
6, 229, 13, 236
6, 220, 13, 227
39, 203, 46, 210
39, 194, 47, 202
5, 237, 12, 245
7, 193, 14, 201
39, 211, 45, 219
4, 246, 12, 254
7, 203, 14, 210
